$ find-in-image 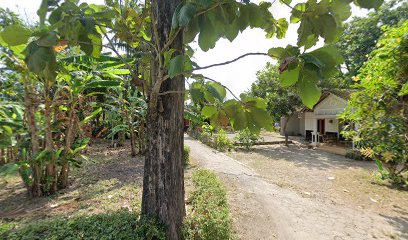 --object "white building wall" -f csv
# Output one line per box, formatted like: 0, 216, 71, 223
325, 119, 339, 133
305, 112, 315, 131
280, 115, 301, 136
